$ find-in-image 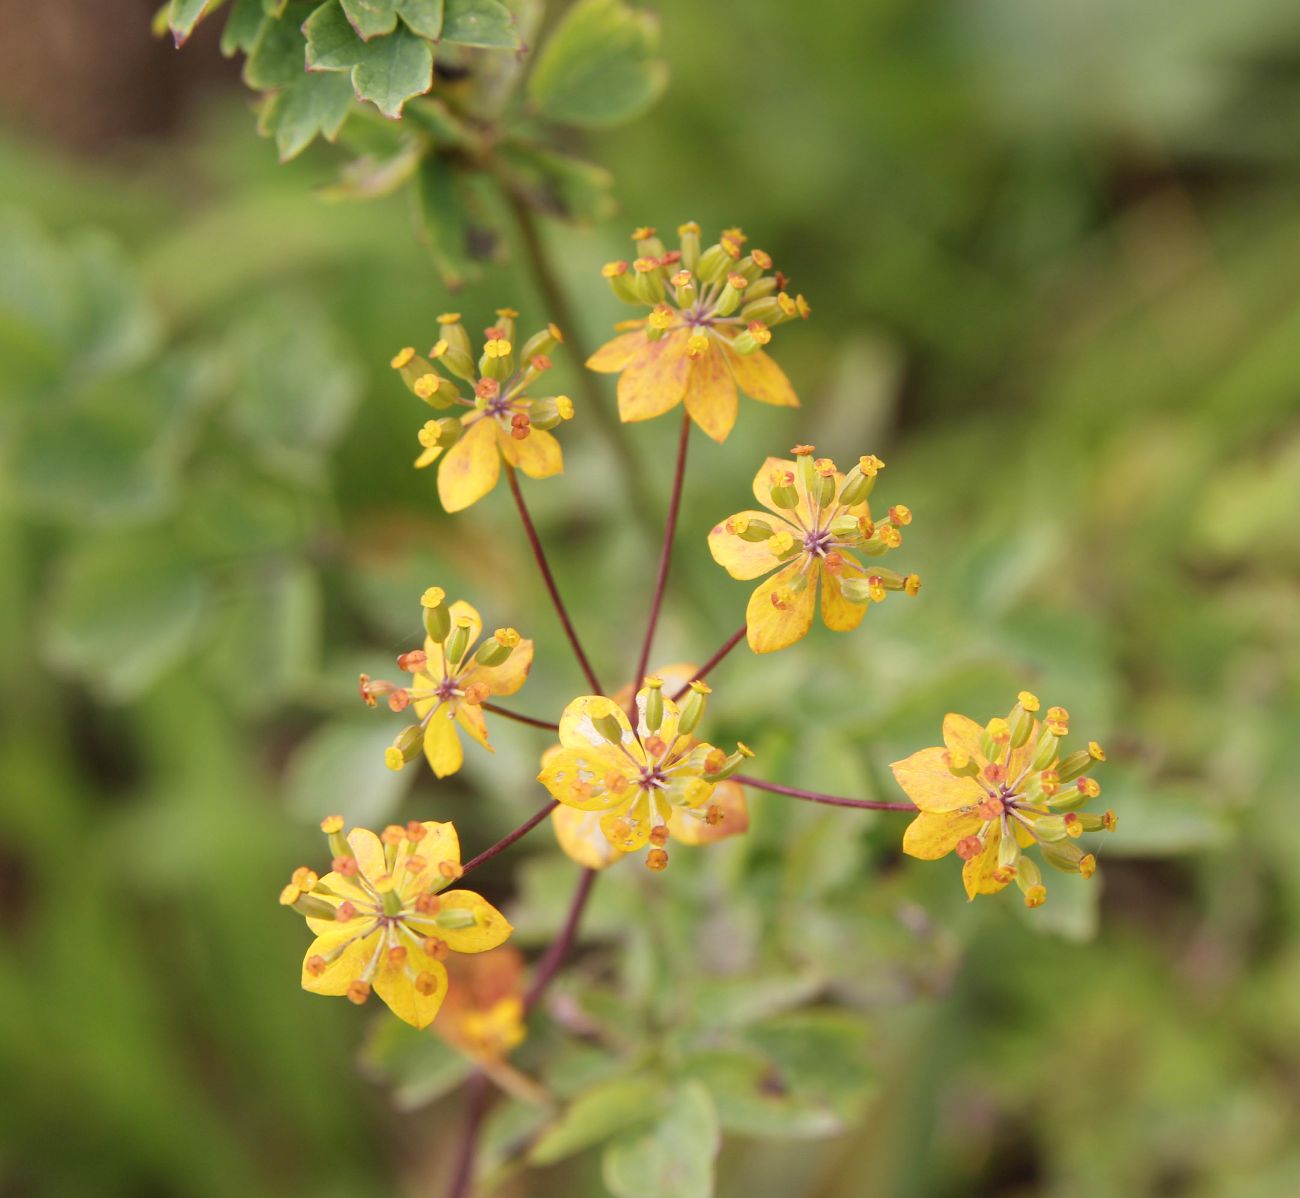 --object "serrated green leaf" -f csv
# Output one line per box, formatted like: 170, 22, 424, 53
340, 0, 397, 39
284, 719, 416, 826
396, 0, 443, 39
441, 0, 517, 49
169, 0, 228, 43
528, 1076, 666, 1166
528, 0, 666, 128
244, 3, 313, 89
220, 0, 266, 54
602, 1081, 719, 1198
304, 2, 433, 117
259, 68, 356, 160
44, 532, 208, 701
